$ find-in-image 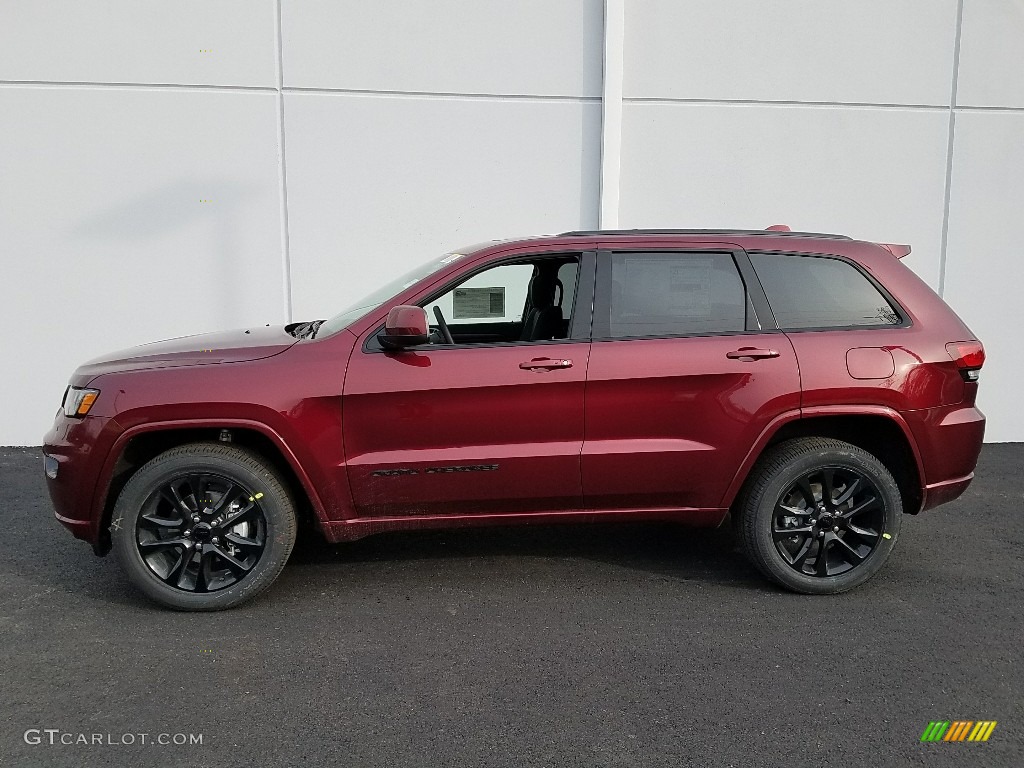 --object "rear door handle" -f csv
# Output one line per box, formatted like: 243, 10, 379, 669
726, 347, 780, 361
520, 358, 573, 370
